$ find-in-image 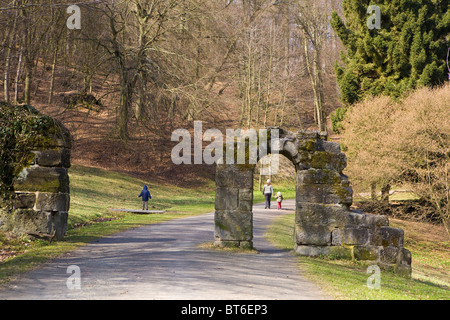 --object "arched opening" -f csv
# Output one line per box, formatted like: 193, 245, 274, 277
255, 153, 296, 210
